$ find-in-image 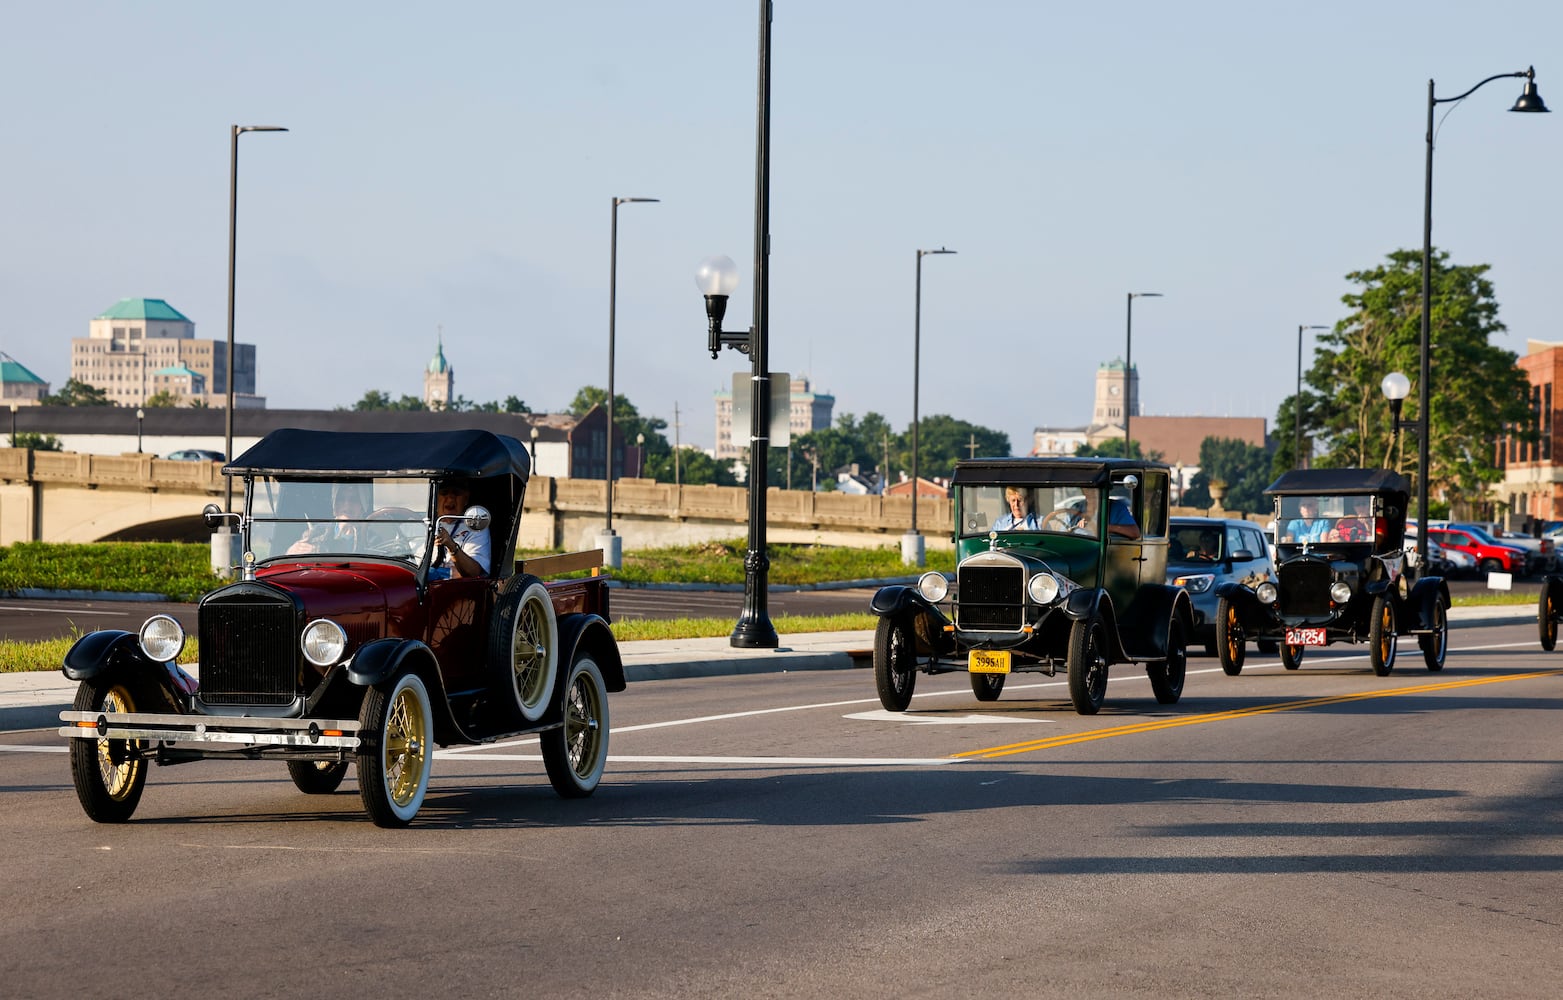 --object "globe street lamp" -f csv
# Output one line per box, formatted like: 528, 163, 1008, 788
223, 124, 287, 513
1381, 370, 1411, 471
136, 407, 145, 454
636, 432, 645, 478
601, 195, 659, 569
1416, 66, 1547, 560
696, 0, 778, 649
906, 247, 956, 567
1295, 325, 1329, 468
1123, 292, 1162, 456
529, 425, 539, 468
